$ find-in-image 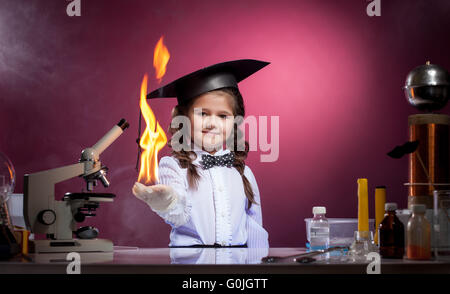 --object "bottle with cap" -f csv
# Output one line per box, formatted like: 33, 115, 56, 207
407, 204, 431, 260
379, 203, 405, 259
309, 206, 330, 251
